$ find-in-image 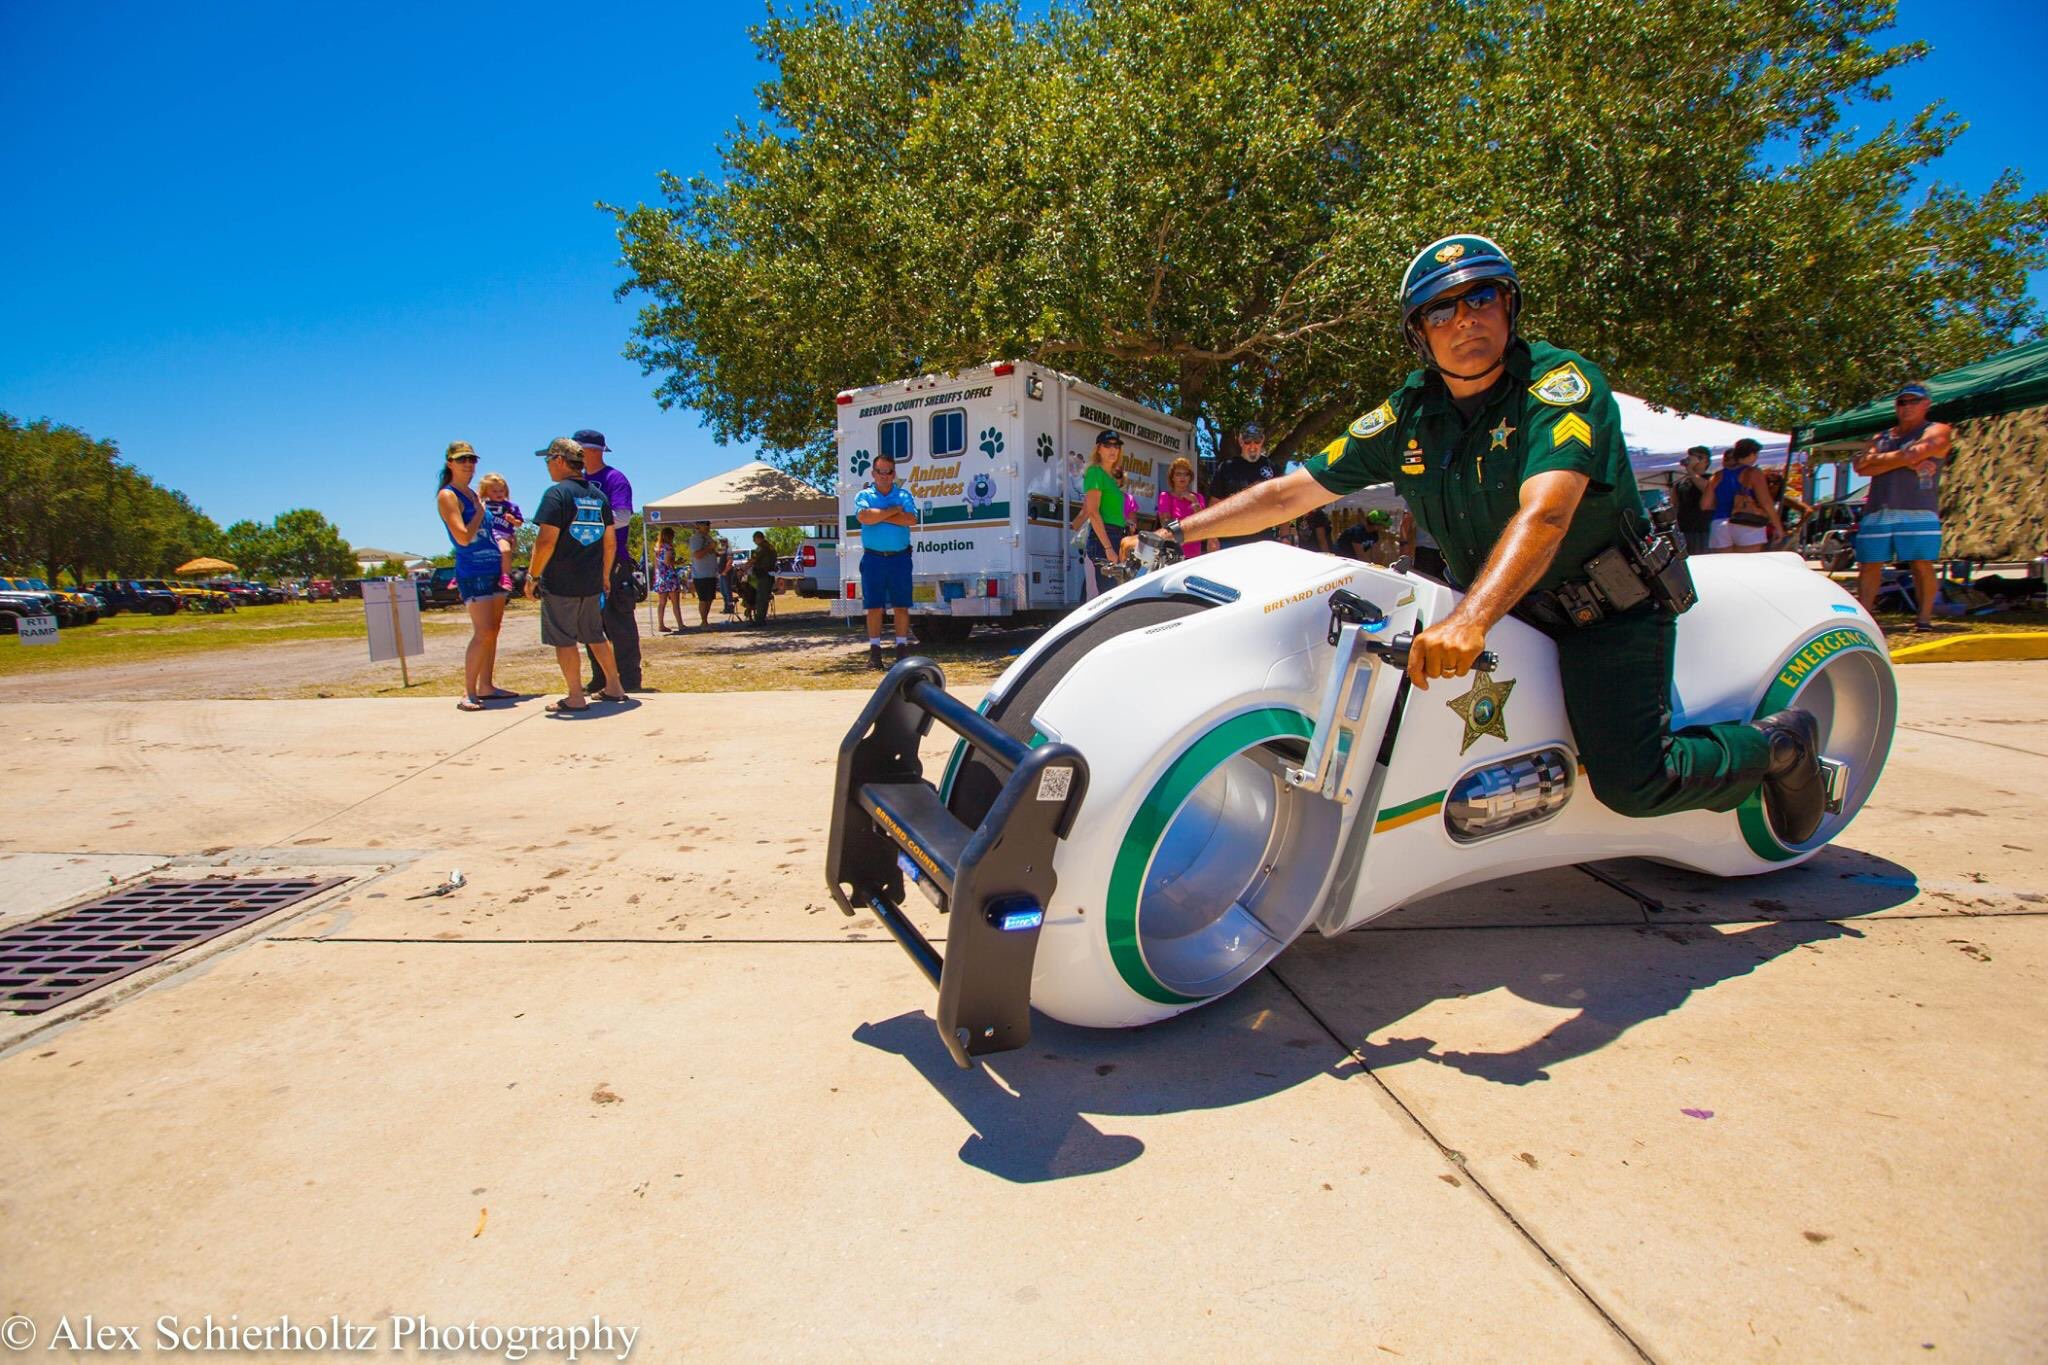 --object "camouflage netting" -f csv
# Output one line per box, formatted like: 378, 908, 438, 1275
1940, 403, 2048, 562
